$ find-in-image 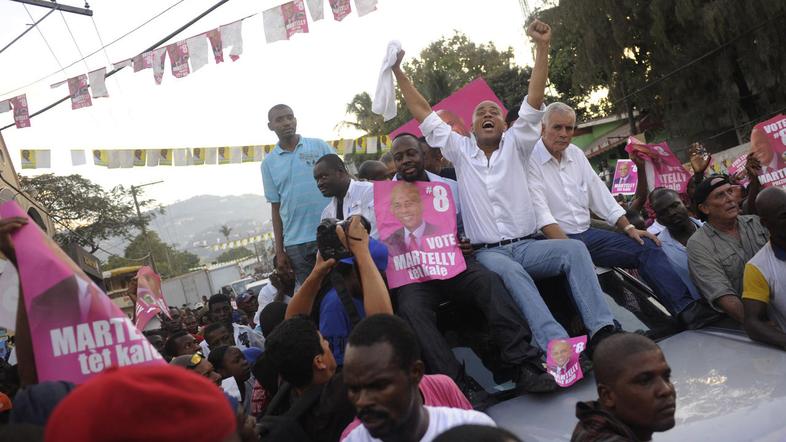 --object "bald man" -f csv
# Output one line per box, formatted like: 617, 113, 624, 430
572, 333, 676, 442
743, 187, 786, 349
357, 160, 392, 181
